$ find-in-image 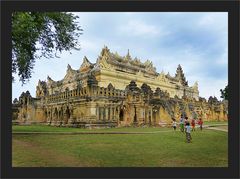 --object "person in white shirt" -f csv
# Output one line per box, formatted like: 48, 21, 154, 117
172, 118, 177, 131
179, 115, 184, 132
